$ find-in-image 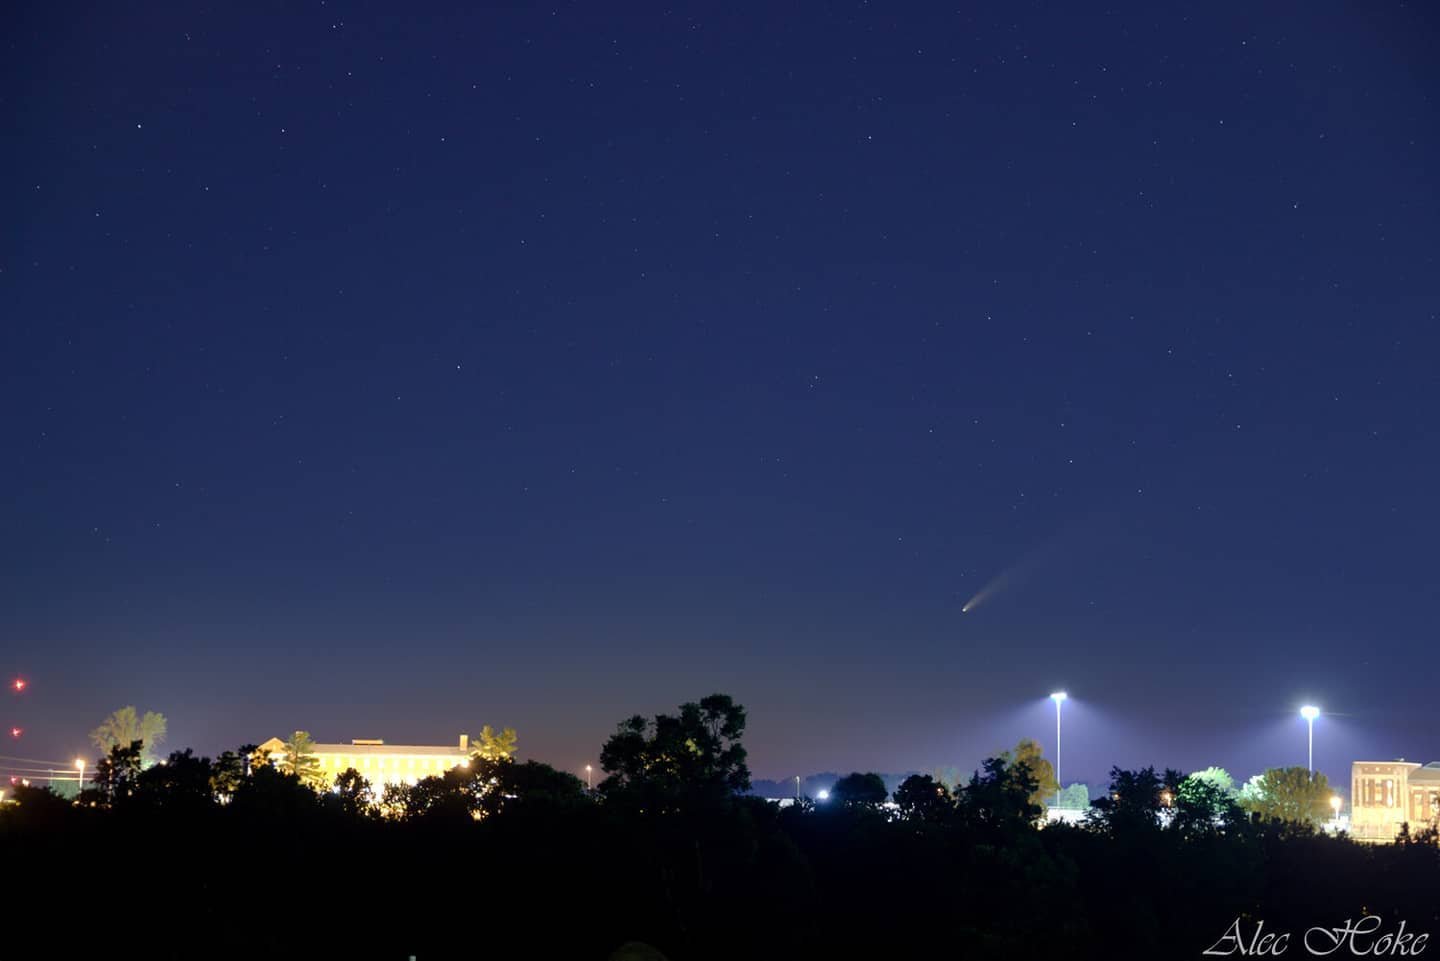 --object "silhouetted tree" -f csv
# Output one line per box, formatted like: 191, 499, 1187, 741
1171, 773, 1246, 837
831, 772, 888, 809
598, 694, 749, 811
382, 756, 588, 822
130, 748, 215, 811
893, 774, 954, 822
2, 783, 73, 824
83, 740, 144, 806
387, 768, 477, 823
957, 756, 1042, 835
478, 759, 586, 818
330, 767, 374, 817
1085, 766, 1185, 836
210, 744, 256, 797
227, 763, 322, 820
